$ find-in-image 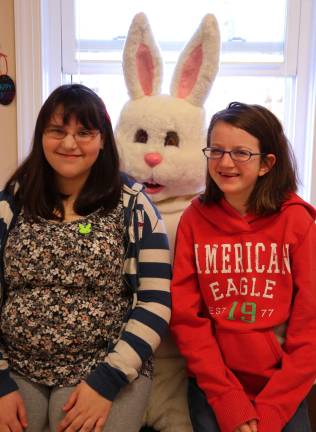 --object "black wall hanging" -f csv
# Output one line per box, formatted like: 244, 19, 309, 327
0, 53, 16, 106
